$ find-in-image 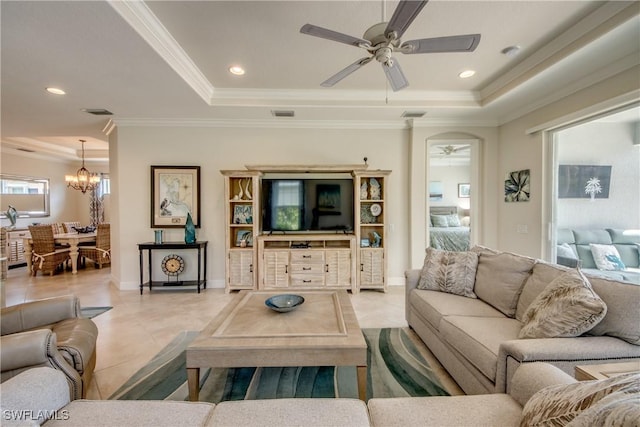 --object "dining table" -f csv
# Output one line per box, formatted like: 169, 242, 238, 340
23, 232, 97, 274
